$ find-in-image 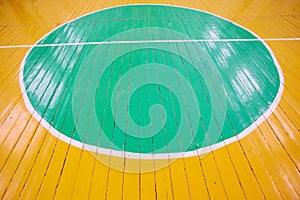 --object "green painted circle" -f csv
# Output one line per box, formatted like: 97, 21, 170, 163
21, 4, 282, 158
